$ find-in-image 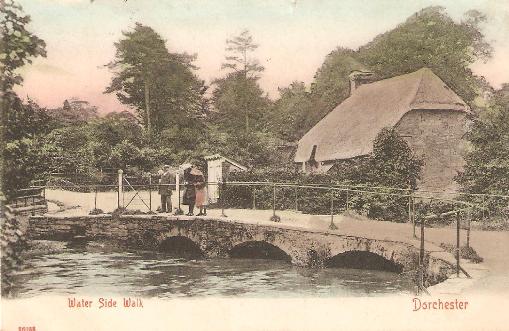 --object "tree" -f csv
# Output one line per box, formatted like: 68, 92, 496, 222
216, 30, 266, 132
347, 128, 424, 222
286, 6, 494, 142
369, 128, 423, 189
2, 99, 55, 196
0, 0, 46, 96
203, 125, 282, 167
1, 0, 46, 198
105, 23, 205, 136
269, 81, 313, 141
457, 84, 509, 195
47, 99, 99, 125
309, 47, 366, 124
109, 140, 141, 170
91, 112, 143, 148
357, 6, 492, 106
211, 72, 270, 134
222, 29, 264, 80
42, 125, 95, 176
